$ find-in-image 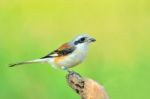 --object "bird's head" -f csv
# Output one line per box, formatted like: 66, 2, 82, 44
72, 34, 96, 46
